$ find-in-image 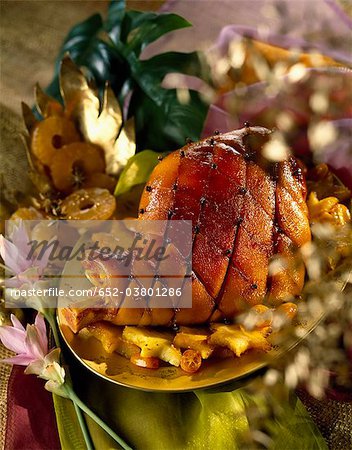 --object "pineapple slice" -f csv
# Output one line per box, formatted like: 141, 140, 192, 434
209, 324, 271, 357
173, 327, 215, 359
122, 326, 182, 367
86, 321, 139, 358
